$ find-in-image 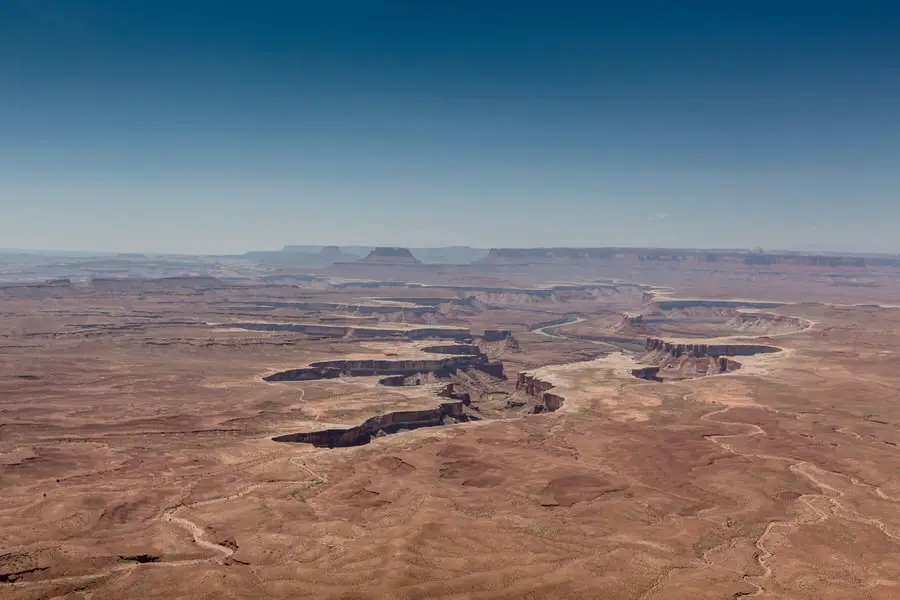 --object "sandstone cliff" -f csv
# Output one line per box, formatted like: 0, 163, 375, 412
515, 372, 565, 413
272, 401, 473, 447
643, 337, 780, 358
265, 350, 504, 382
218, 322, 472, 341
726, 312, 809, 335
640, 337, 780, 378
